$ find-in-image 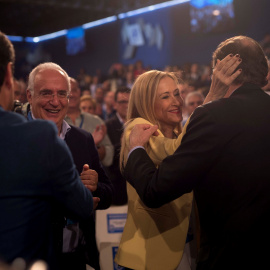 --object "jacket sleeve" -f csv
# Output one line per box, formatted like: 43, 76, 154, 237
48, 124, 93, 220
86, 131, 113, 209
124, 106, 223, 208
